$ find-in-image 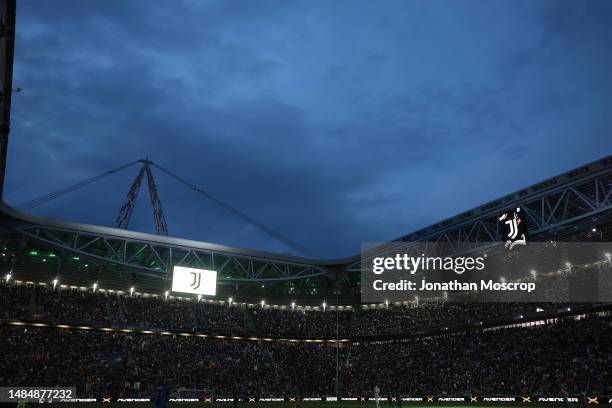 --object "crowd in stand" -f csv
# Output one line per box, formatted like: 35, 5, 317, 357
1, 282, 611, 397
118, 295, 246, 335
0, 314, 610, 398
250, 307, 353, 337
0, 282, 596, 338
344, 314, 612, 396
33, 286, 108, 323
0, 282, 30, 319
21, 284, 248, 334
351, 302, 554, 336
0, 325, 336, 398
